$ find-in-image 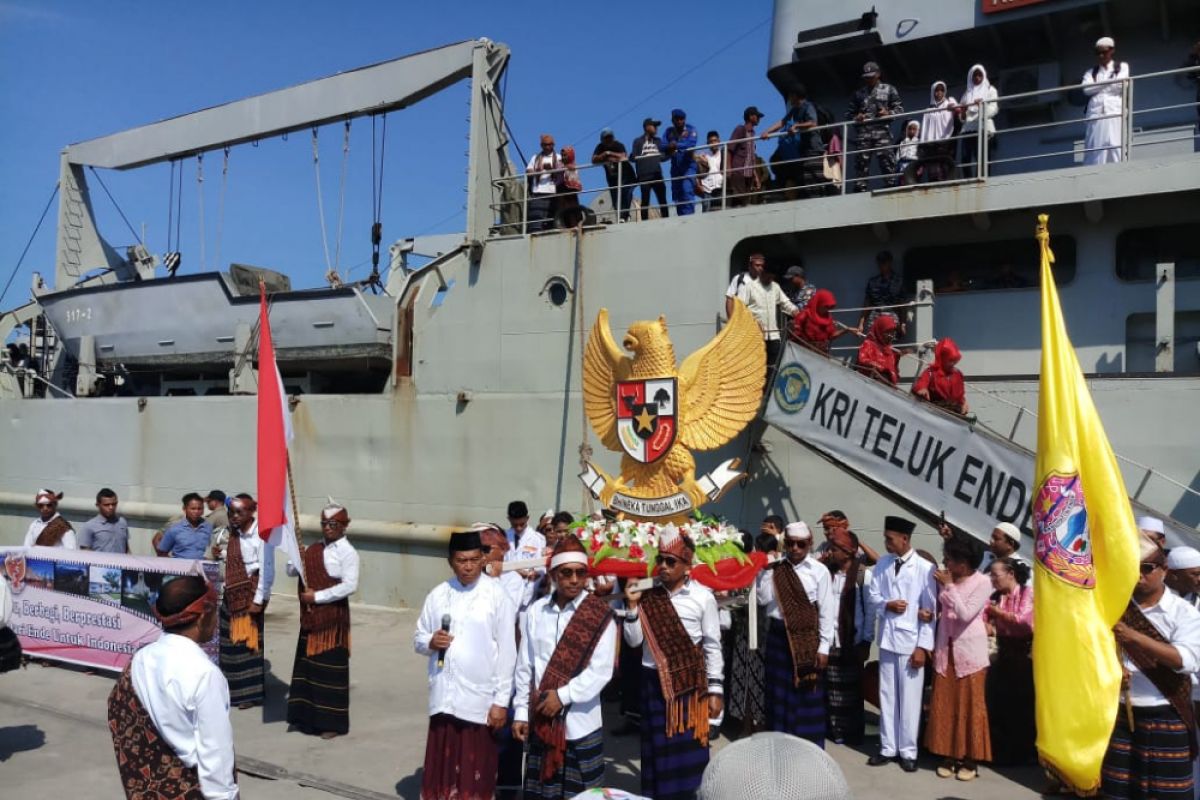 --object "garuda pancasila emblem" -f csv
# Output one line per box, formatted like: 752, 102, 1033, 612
579, 300, 766, 520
